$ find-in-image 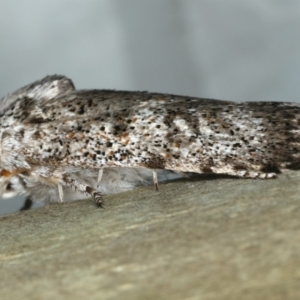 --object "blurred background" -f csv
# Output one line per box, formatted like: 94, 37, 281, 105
1, 0, 300, 215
